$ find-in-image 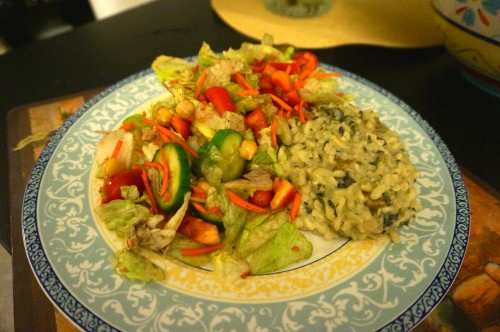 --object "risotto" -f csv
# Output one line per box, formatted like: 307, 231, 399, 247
279, 101, 420, 241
